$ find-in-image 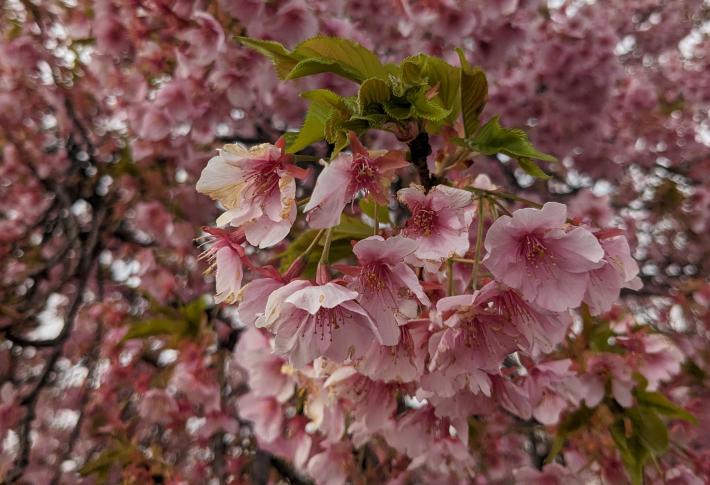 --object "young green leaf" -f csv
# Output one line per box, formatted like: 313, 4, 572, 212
357, 78, 391, 112
518, 157, 551, 180
287, 100, 335, 153
292, 36, 389, 82
635, 390, 698, 424
629, 408, 669, 455
237, 37, 301, 79
401, 54, 461, 119
411, 93, 452, 121
469, 116, 557, 163
610, 420, 646, 485
456, 48, 487, 137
